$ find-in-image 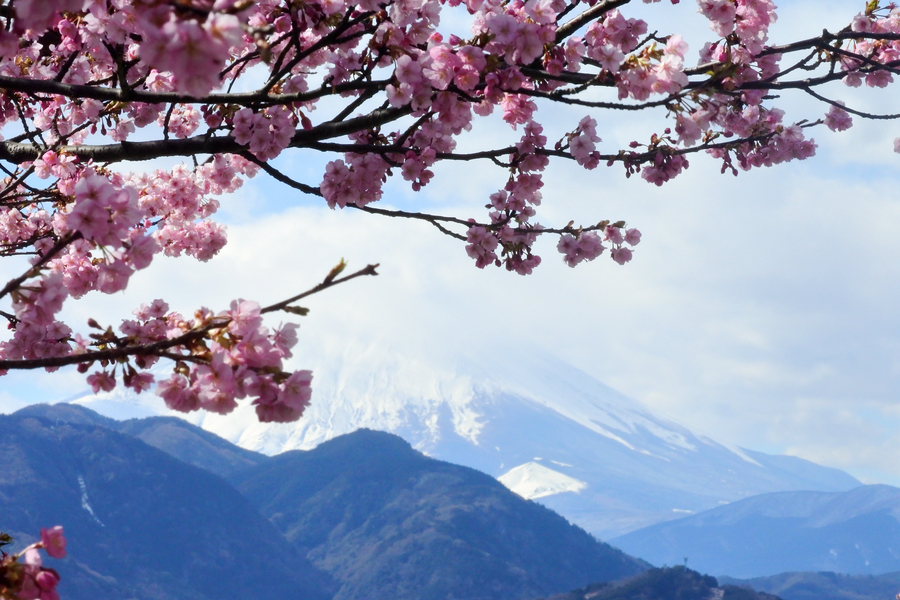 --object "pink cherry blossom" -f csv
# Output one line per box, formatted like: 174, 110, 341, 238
824, 104, 853, 132
34, 569, 61, 600
87, 371, 116, 394
604, 226, 625, 245
611, 246, 634, 265
557, 232, 605, 267
40, 527, 66, 559
157, 374, 201, 413
23, 548, 42, 567
624, 229, 641, 246
279, 370, 314, 411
